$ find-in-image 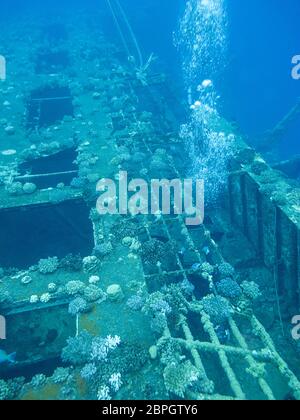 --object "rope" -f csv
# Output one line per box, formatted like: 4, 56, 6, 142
105, 0, 144, 68
105, 0, 131, 59
114, 0, 144, 68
